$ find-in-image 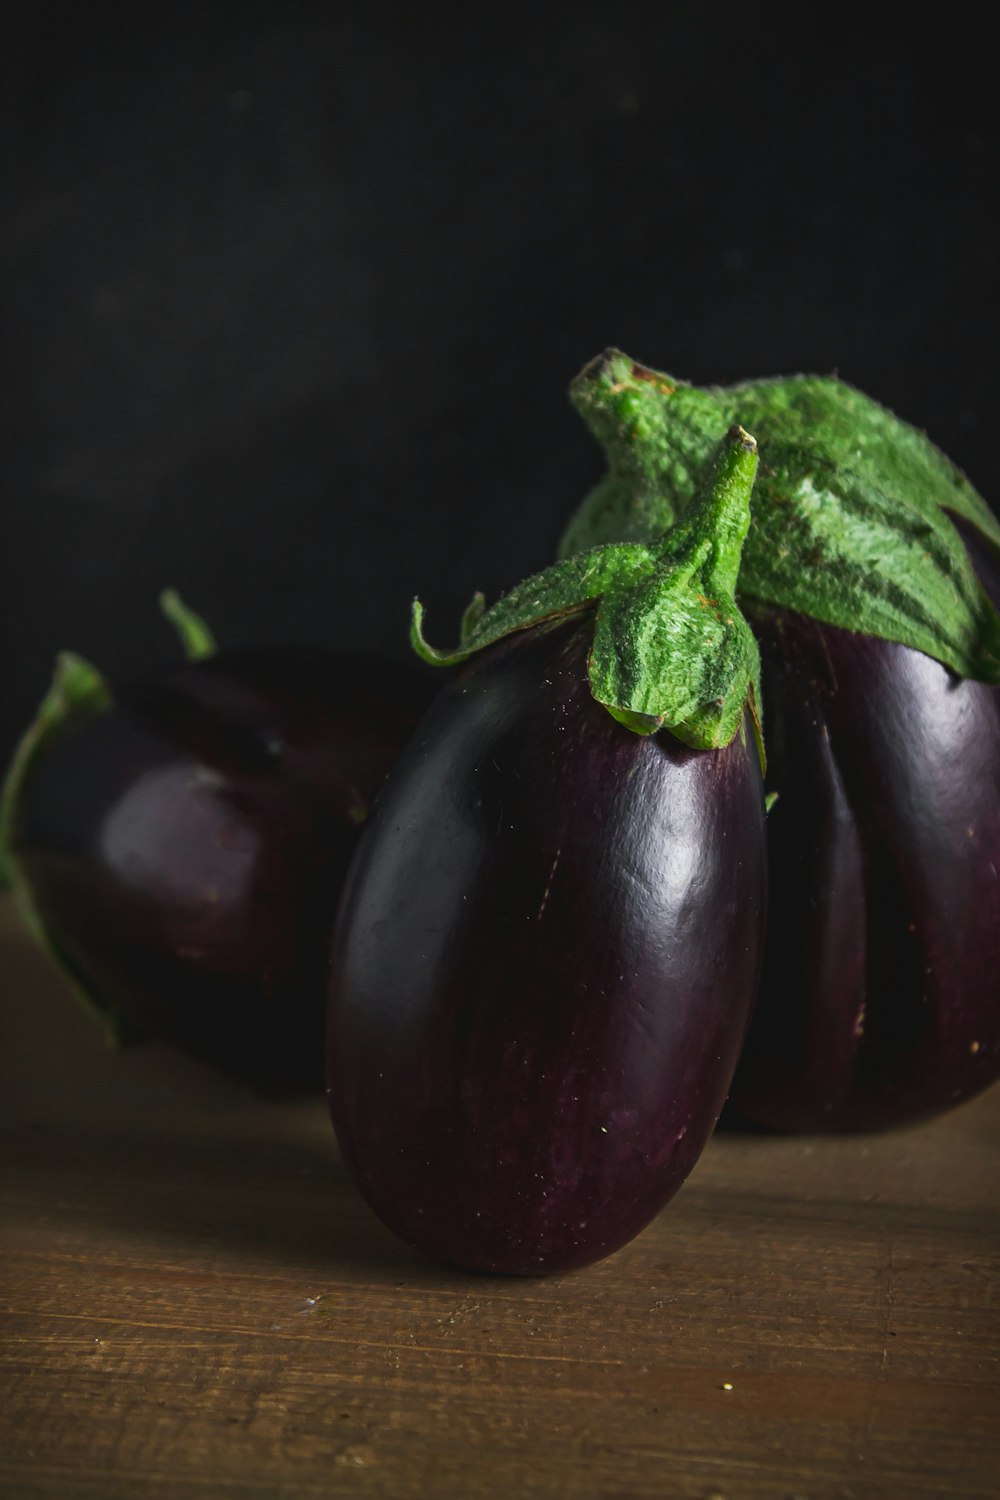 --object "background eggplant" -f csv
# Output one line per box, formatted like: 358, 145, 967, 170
5, 639, 438, 1087
325, 618, 767, 1274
